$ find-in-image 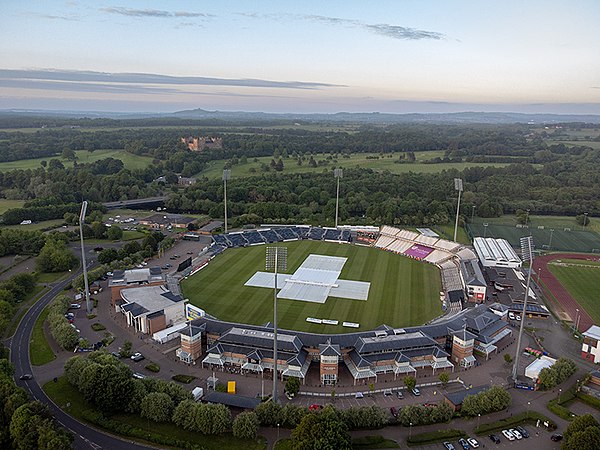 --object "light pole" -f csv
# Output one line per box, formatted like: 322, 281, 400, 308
584, 212, 589, 230
526, 209, 530, 227
471, 205, 476, 224
409, 422, 413, 438
483, 223, 489, 238
527, 401, 531, 419
222, 169, 231, 233
334, 168, 343, 228
512, 236, 534, 383
575, 308, 580, 332
79, 201, 92, 315
453, 178, 463, 242
266, 246, 287, 404
548, 229, 554, 250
